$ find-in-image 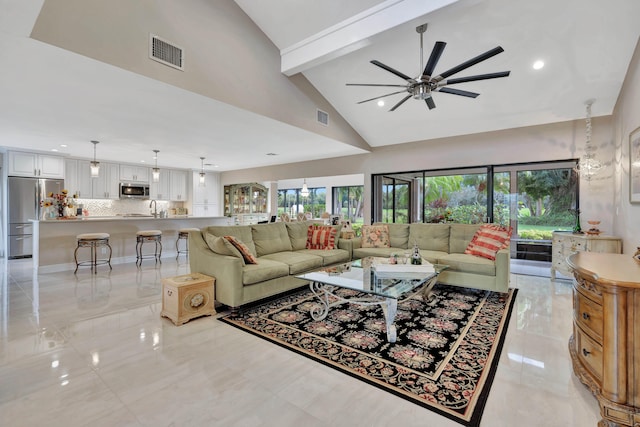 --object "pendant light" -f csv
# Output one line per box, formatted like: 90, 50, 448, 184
578, 99, 603, 181
301, 179, 309, 197
199, 157, 206, 186
152, 149, 160, 183
90, 140, 100, 178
